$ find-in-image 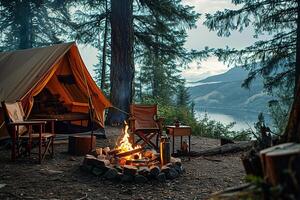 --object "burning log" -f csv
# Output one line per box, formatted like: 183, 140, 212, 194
116, 147, 143, 158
